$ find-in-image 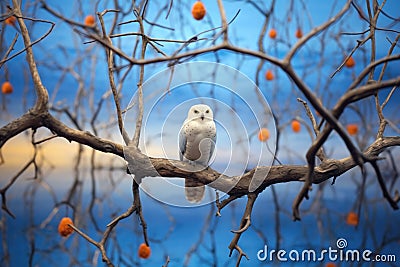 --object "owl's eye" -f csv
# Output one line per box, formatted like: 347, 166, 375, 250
194, 110, 199, 114
205, 110, 210, 113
